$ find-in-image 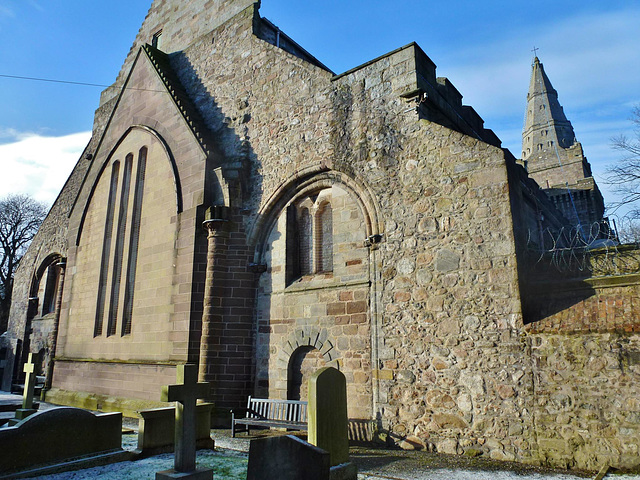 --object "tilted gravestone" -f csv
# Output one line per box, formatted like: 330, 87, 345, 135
156, 363, 213, 480
308, 366, 357, 479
